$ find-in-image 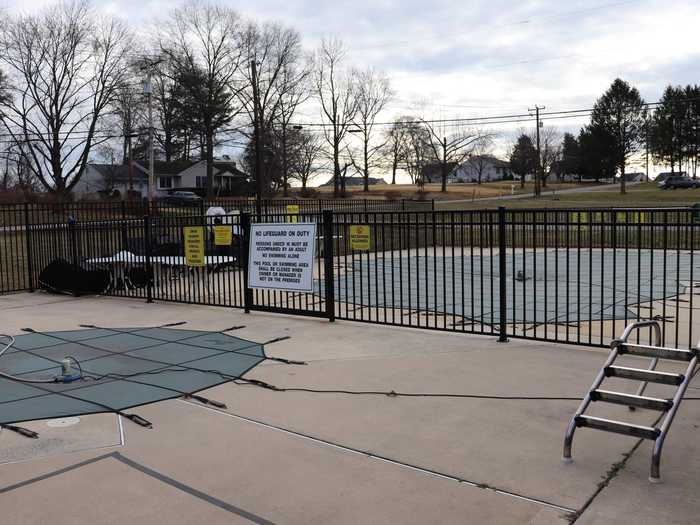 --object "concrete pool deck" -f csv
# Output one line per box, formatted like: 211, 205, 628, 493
1, 292, 699, 524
